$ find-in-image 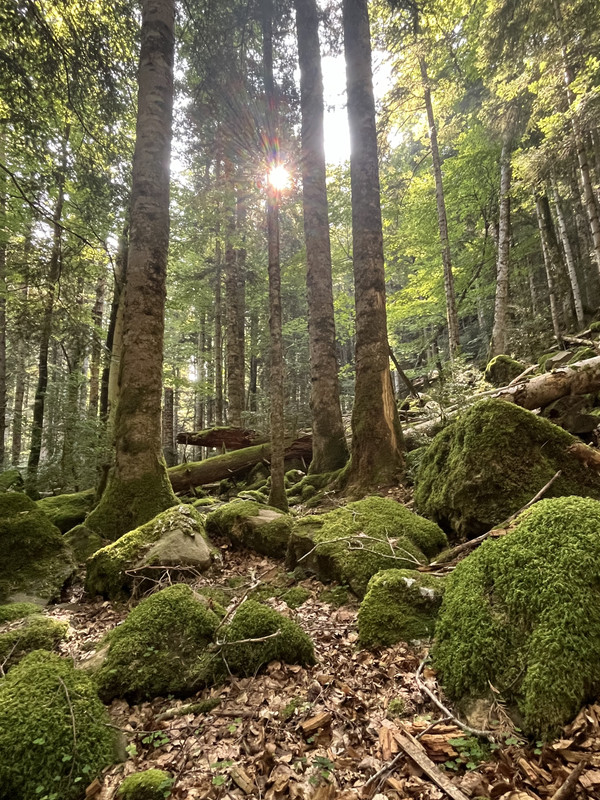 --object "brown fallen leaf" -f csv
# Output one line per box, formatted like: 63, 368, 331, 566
301, 712, 333, 735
